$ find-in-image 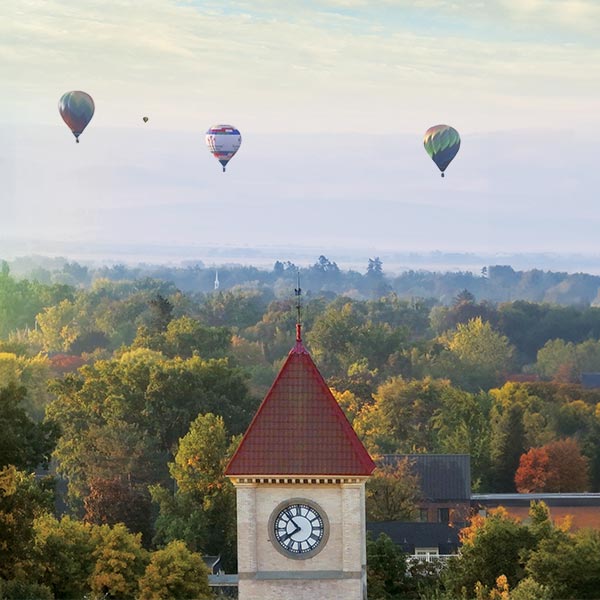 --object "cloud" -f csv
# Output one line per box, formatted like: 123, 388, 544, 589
0, 0, 598, 135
